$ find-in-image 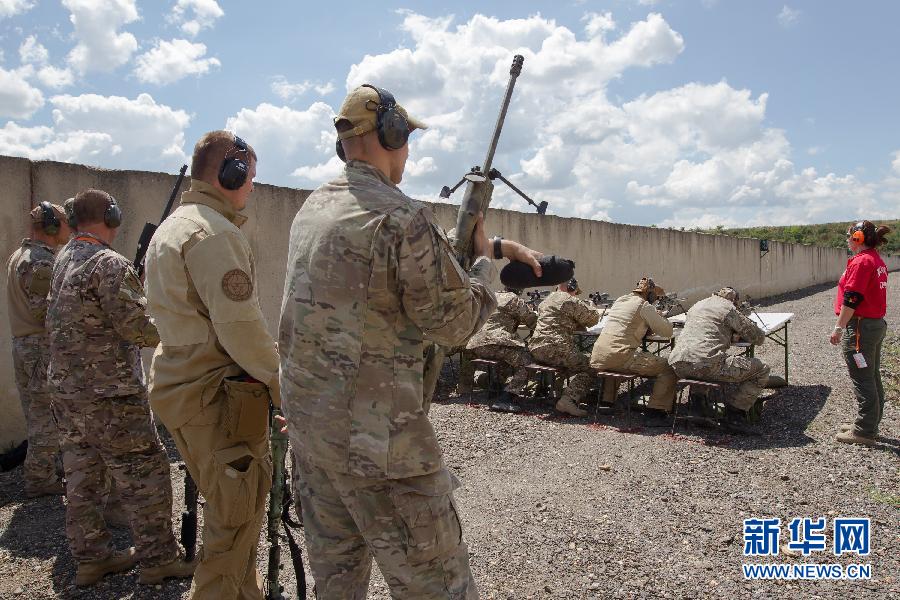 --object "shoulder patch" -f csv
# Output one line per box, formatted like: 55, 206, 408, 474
222, 269, 253, 301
